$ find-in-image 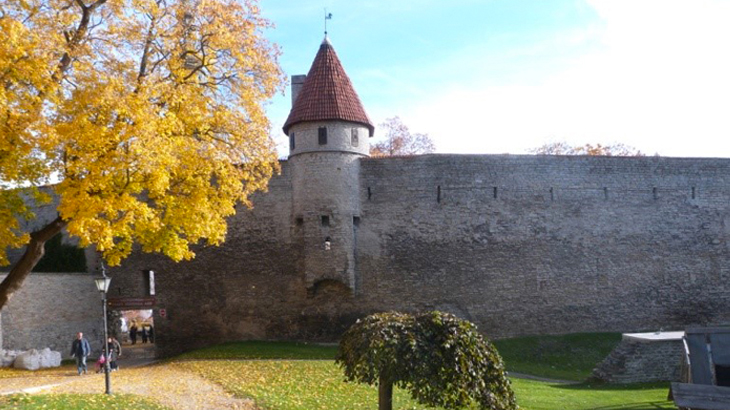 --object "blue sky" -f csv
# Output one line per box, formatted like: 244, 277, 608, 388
259, 0, 730, 158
